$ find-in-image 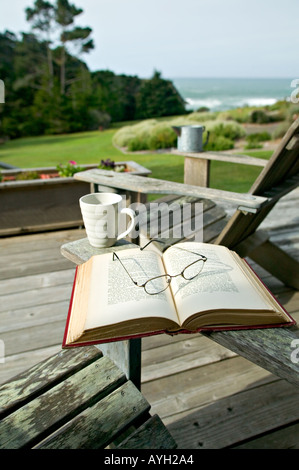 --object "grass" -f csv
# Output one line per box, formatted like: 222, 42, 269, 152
0, 128, 273, 194
0, 130, 122, 168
